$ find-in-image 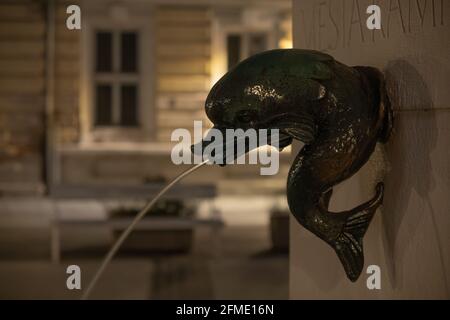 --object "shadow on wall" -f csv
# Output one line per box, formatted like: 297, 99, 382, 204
382, 60, 439, 289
